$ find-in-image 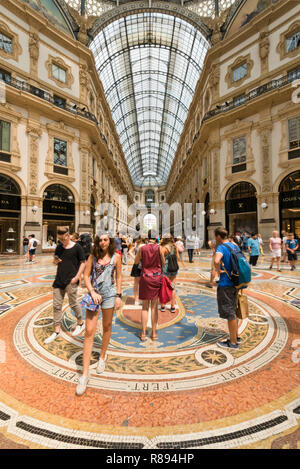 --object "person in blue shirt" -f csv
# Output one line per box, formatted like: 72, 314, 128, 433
214, 226, 241, 350
247, 233, 260, 267
286, 233, 298, 271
